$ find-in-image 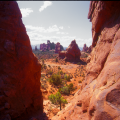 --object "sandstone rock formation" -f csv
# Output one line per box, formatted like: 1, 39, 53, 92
55, 42, 61, 53
87, 45, 92, 53
52, 1, 120, 120
50, 42, 55, 50
0, 1, 43, 120
40, 43, 47, 51
82, 44, 92, 53
40, 40, 63, 52
35, 46, 37, 51
82, 44, 88, 52
47, 40, 50, 50
59, 40, 81, 62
